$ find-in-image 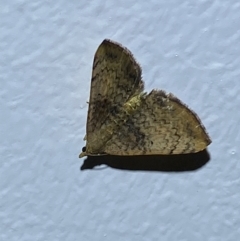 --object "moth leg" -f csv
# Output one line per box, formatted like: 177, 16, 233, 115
79, 152, 87, 158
